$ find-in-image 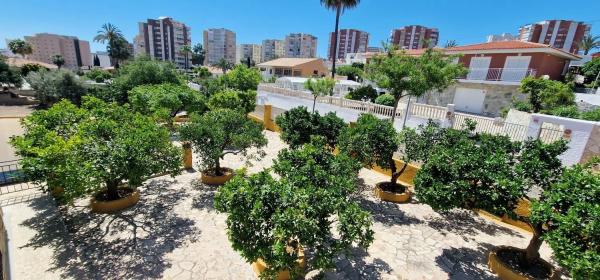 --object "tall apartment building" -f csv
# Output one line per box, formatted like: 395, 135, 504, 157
518, 20, 590, 54
486, 33, 517, 42
328, 29, 369, 60
237, 44, 262, 64
390, 25, 439, 49
23, 33, 91, 69
203, 28, 236, 65
261, 39, 284, 62
284, 33, 318, 58
133, 17, 191, 68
